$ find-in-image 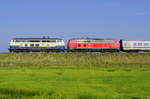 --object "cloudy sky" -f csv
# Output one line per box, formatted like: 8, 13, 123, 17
0, 0, 150, 52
